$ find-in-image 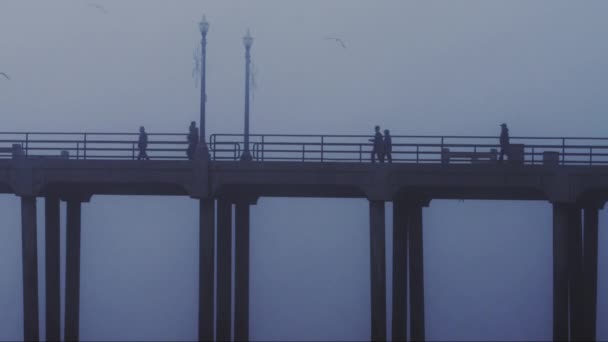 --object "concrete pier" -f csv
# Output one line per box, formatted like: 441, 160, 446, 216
583, 207, 599, 341
21, 196, 39, 342
552, 204, 569, 341
408, 204, 425, 342
216, 199, 233, 341
568, 207, 583, 341
392, 201, 408, 342
234, 201, 251, 342
369, 200, 386, 341
198, 199, 215, 341
65, 200, 82, 341
45, 197, 60, 342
